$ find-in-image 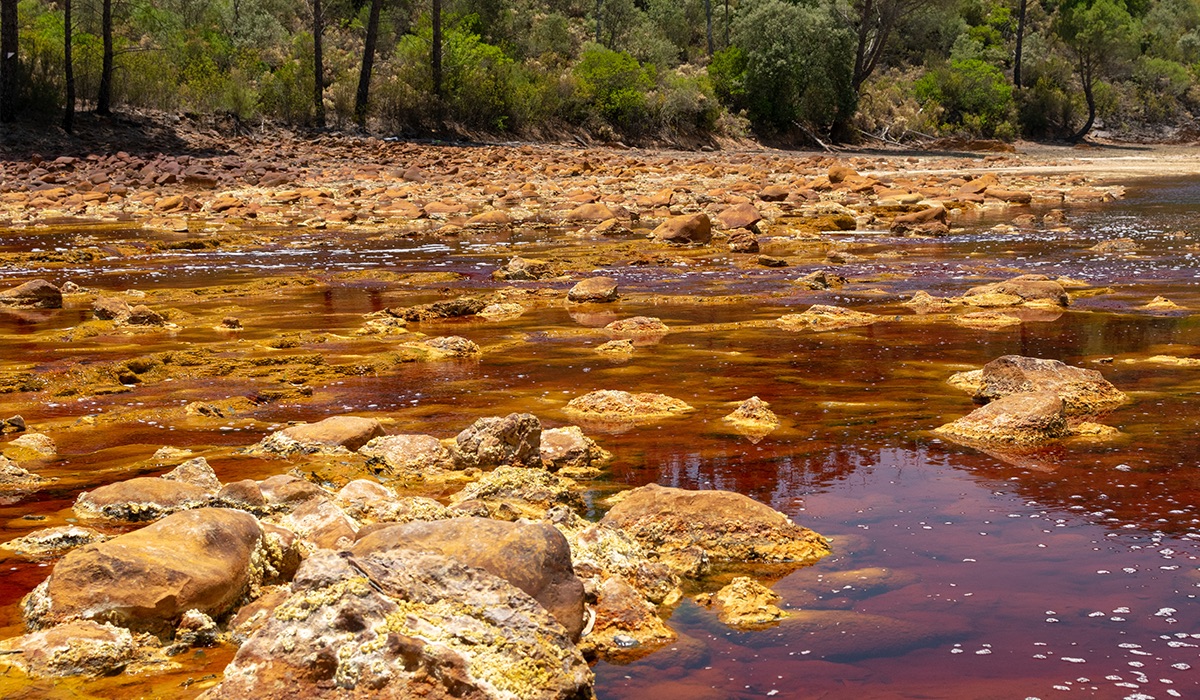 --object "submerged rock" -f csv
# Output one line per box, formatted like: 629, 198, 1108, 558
353, 517, 586, 640
696, 577, 789, 628
201, 549, 593, 700
777, 305, 879, 332
600, 483, 831, 575
450, 413, 542, 470
0, 620, 135, 678
934, 392, 1070, 446
604, 316, 669, 338
953, 310, 1021, 330
23, 508, 278, 635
